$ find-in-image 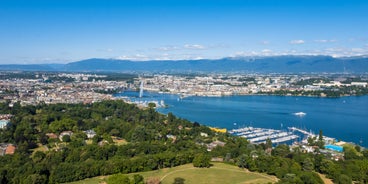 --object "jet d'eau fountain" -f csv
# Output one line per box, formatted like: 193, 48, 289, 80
117, 80, 167, 108
139, 80, 144, 98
